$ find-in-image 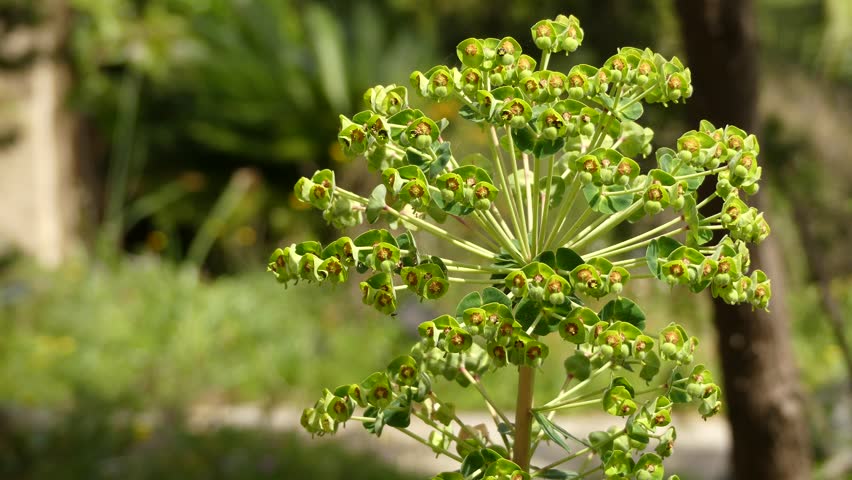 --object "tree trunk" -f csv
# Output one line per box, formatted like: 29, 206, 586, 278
674, 1, 812, 479
0, 0, 78, 267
